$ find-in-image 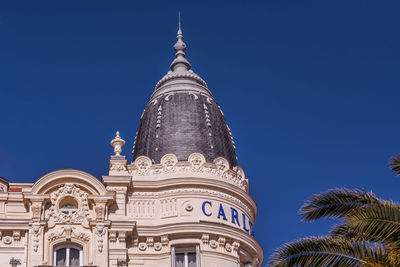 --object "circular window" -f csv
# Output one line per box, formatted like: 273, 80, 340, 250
59, 196, 78, 215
